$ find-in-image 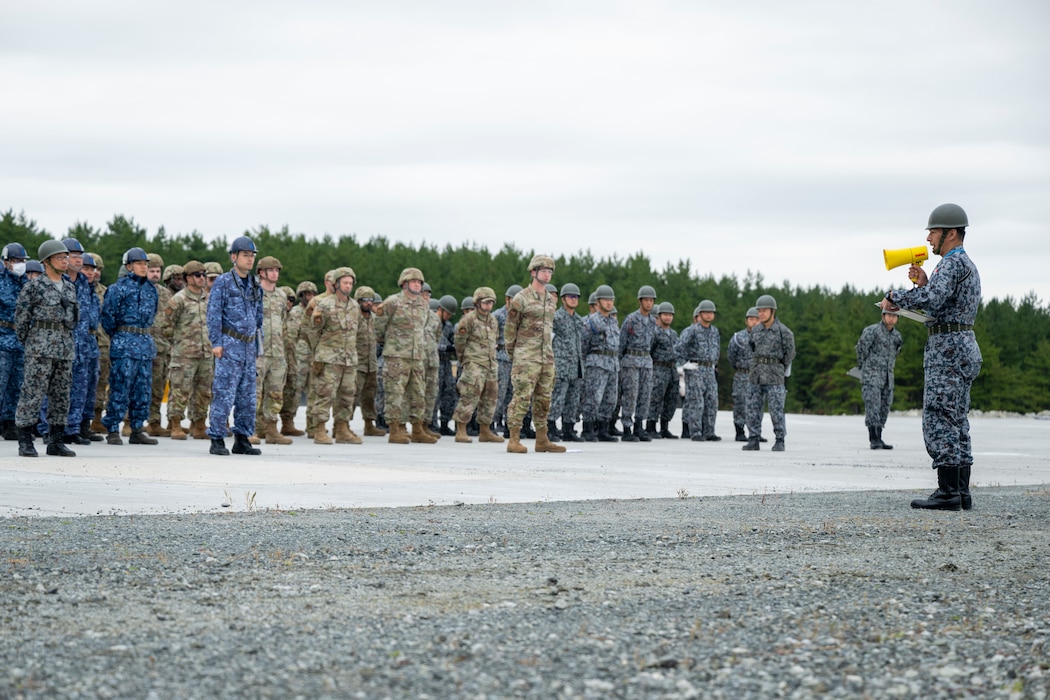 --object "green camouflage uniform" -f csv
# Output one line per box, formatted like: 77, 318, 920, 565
505, 285, 556, 426
255, 286, 288, 425
148, 283, 172, 424
355, 309, 379, 421
158, 286, 213, 423
374, 291, 428, 424
308, 294, 360, 426
452, 308, 499, 424
280, 301, 307, 424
